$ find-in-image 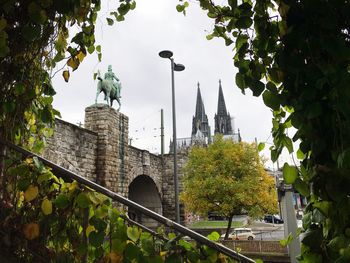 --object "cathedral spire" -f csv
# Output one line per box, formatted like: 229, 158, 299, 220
214, 80, 233, 135
192, 82, 210, 138
195, 82, 206, 122
217, 79, 227, 116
